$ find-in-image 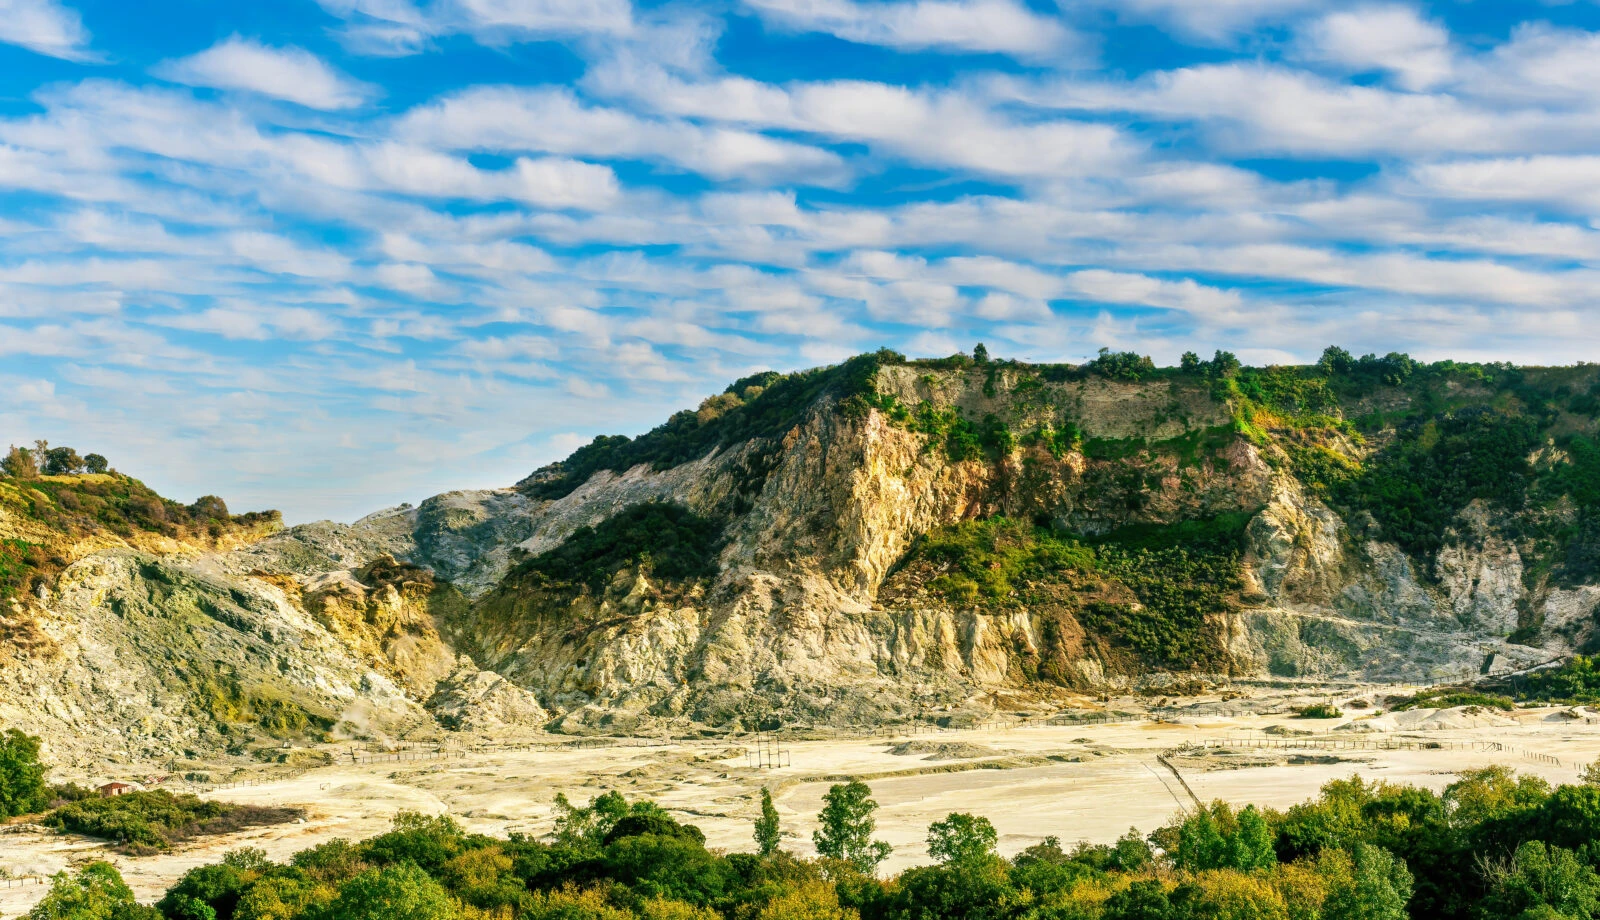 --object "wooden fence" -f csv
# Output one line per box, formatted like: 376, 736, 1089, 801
1191, 737, 1562, 767
0, 875, 46, 889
